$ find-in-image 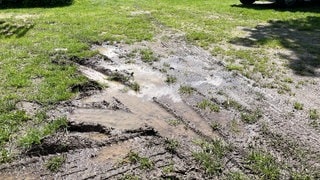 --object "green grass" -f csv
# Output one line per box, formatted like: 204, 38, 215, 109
197, 99, 220, 112
46, 155, 66, 172
127, 151, 154, 170
140, 48, 158, 63
193, 139, 229, 176
179, 85, 195, 95
165, 75, 177, 84
246, 151, 280, 180
241, 109, 263, 124
164, 138, 180, 153
18, 117, 67, 148
309, 109, 319, 120
293, 102, 304, 110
